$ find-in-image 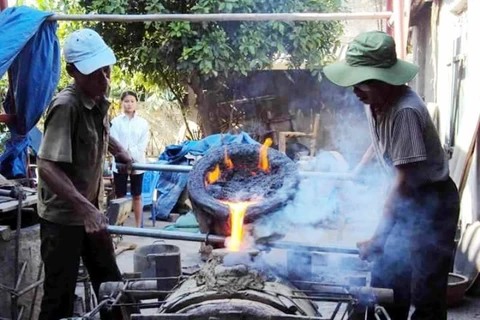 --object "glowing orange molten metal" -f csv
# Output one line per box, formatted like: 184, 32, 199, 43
224, 148, 233, 169
206, 164, 221, 184
258, 138, 273, 172
220, 200, 258, 251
